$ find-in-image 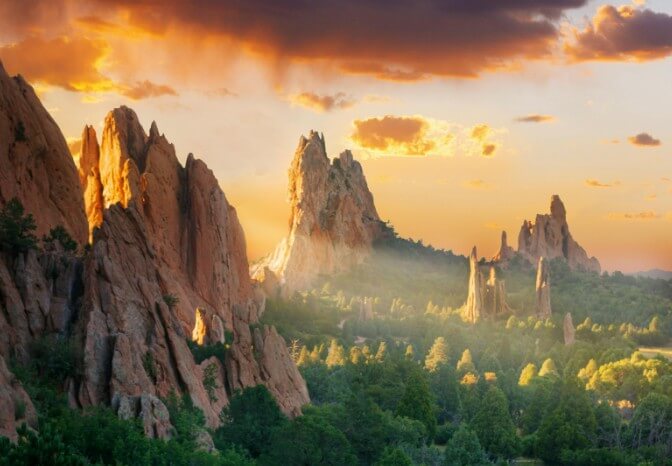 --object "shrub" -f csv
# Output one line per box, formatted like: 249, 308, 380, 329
43, 225, 78, 252
28, 335, 81, 385
142, 352, 157, 382
203, 363, 218, 403
14, 121, 27, 142
0, 198, 38, 254
163, 294, 179, 309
